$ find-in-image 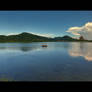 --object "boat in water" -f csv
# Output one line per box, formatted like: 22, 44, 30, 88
41, 45, 48, 47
